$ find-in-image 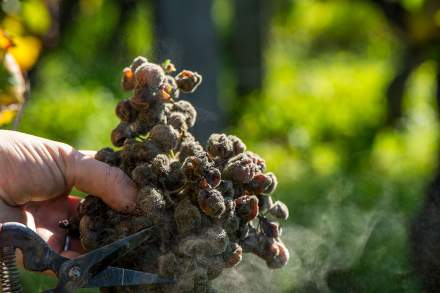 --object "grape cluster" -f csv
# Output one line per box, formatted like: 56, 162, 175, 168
77, 57, 289, 293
